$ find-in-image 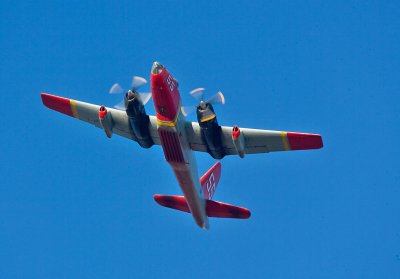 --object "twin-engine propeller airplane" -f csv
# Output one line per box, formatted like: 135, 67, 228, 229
41, 62, 323, 229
